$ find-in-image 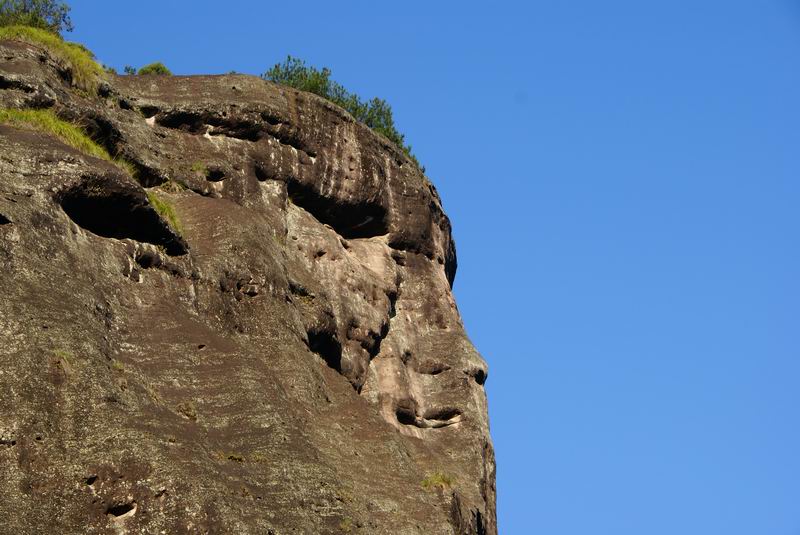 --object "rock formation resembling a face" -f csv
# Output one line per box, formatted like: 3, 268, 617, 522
0, 38, 495, 535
